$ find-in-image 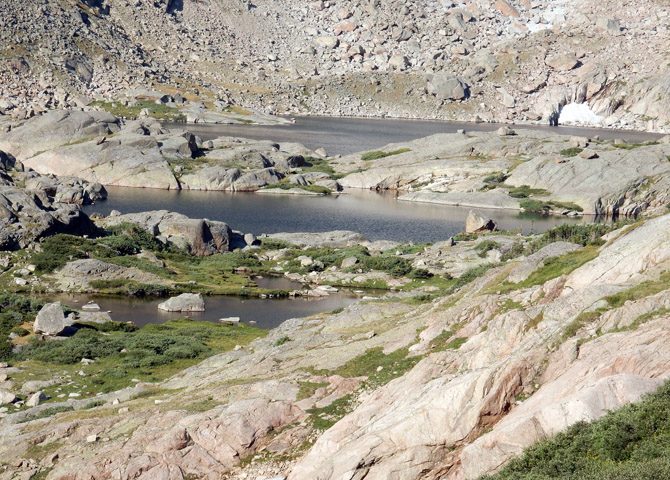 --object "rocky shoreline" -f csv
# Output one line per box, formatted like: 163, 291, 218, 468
2, 110, 668, 219
0, 113, 669, 478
